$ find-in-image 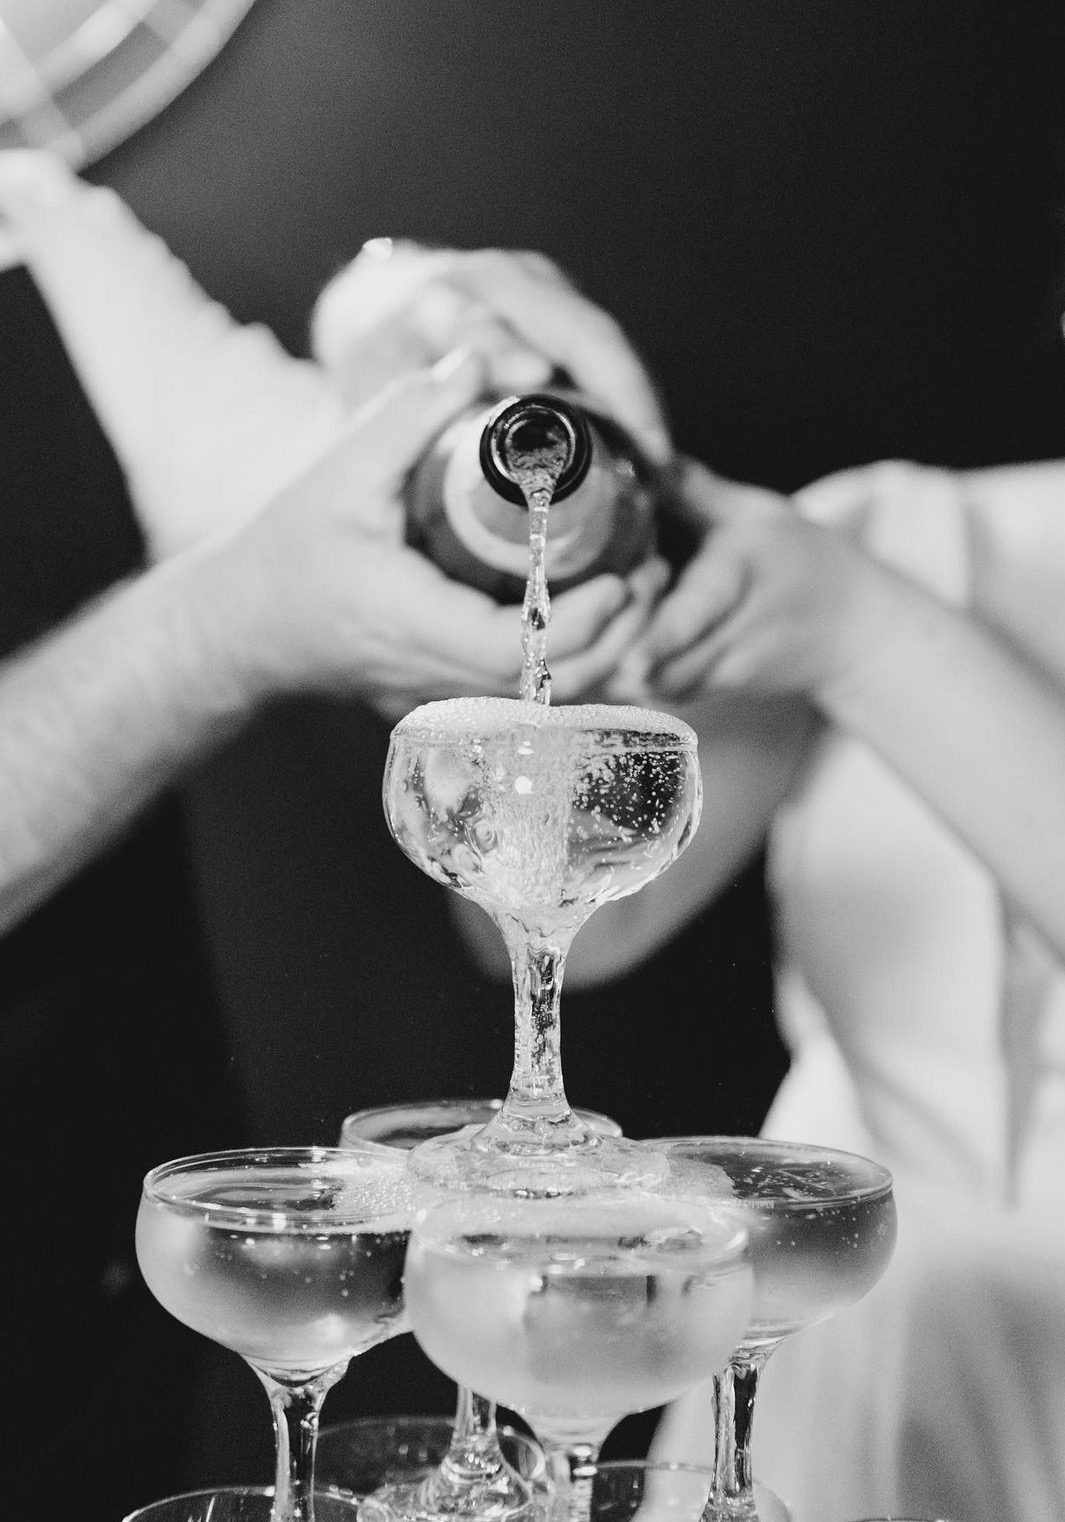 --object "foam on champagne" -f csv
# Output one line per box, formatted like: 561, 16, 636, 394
393, 696, 696, 749
154, 1152, 419, 1233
